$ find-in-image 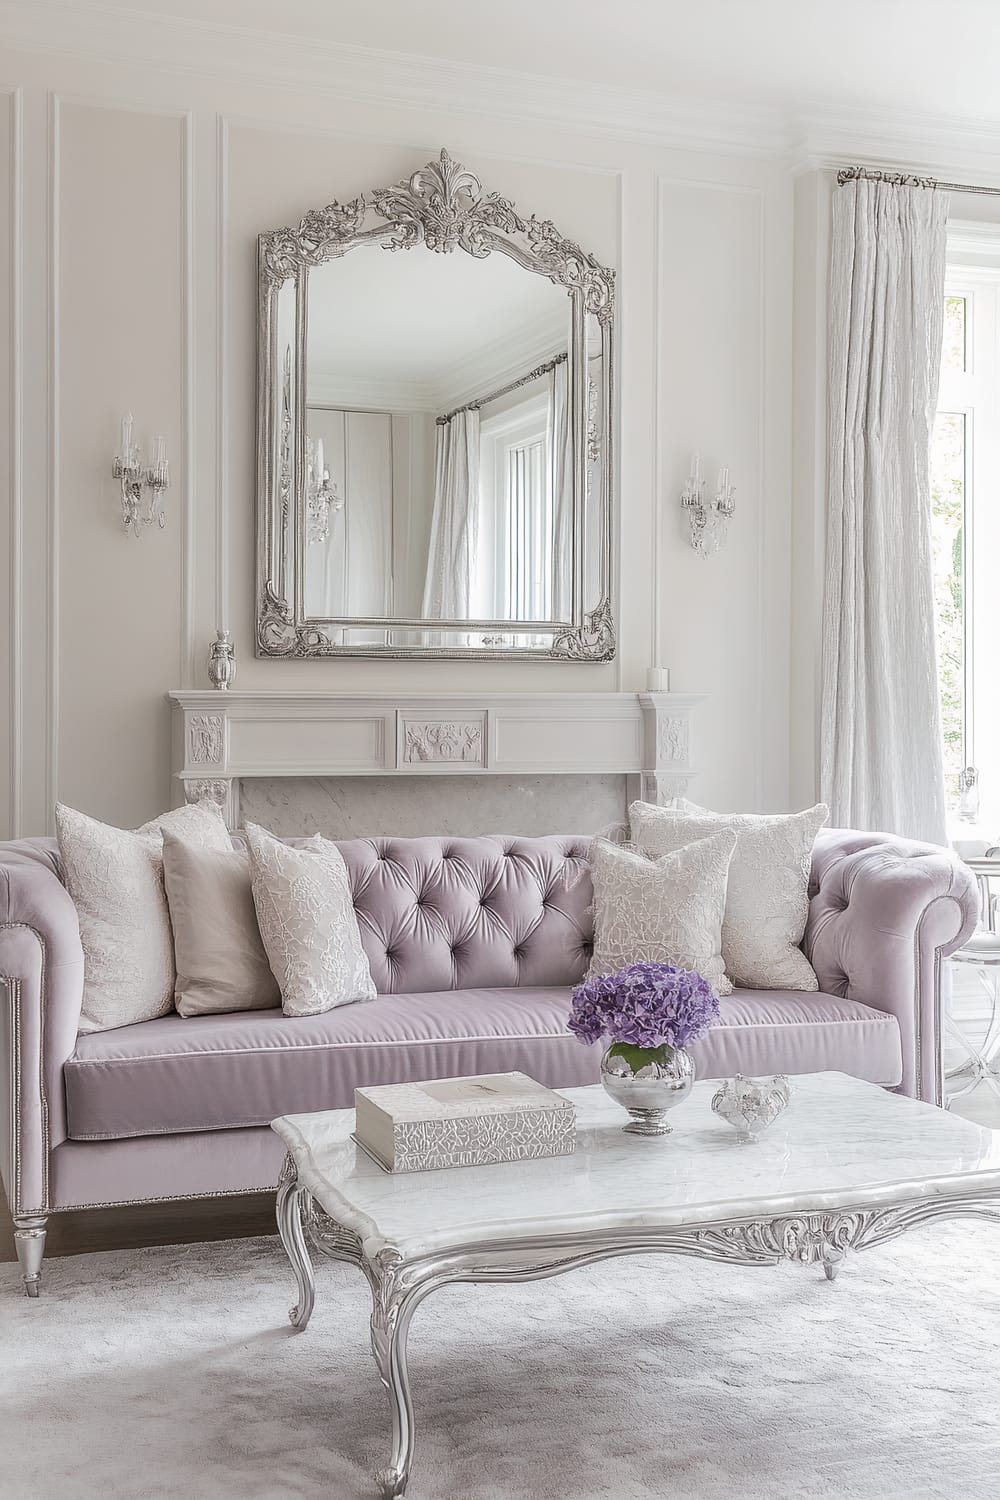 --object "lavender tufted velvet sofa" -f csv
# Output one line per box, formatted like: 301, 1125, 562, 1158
0, 826, 978, 1294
